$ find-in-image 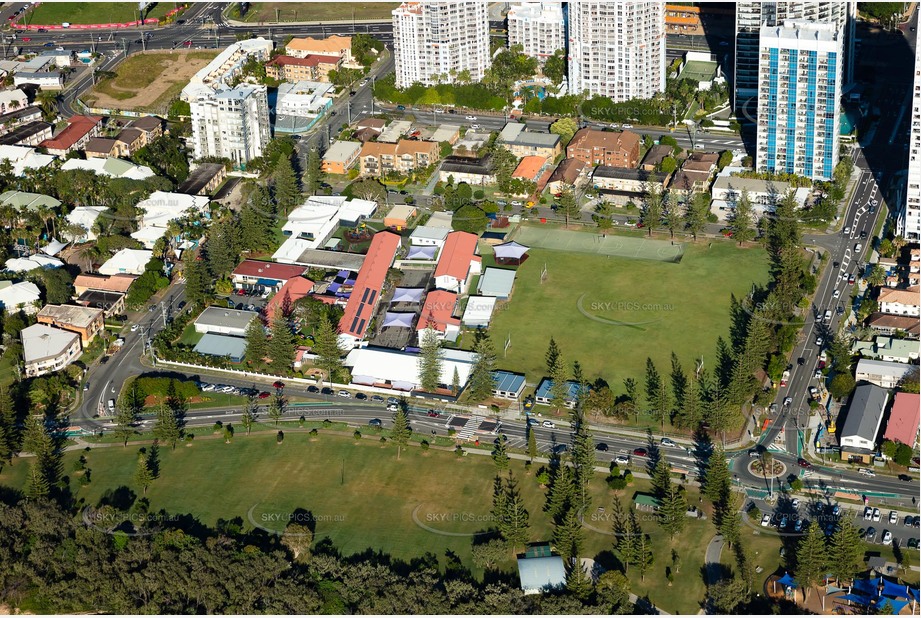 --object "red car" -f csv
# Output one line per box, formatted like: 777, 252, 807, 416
633, 447, 648, 457
273, 381, 285, 389
258, 391, 270, 399
236, 288, 246, 296
797, 458, 812, 469
21, 37, 31, 41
